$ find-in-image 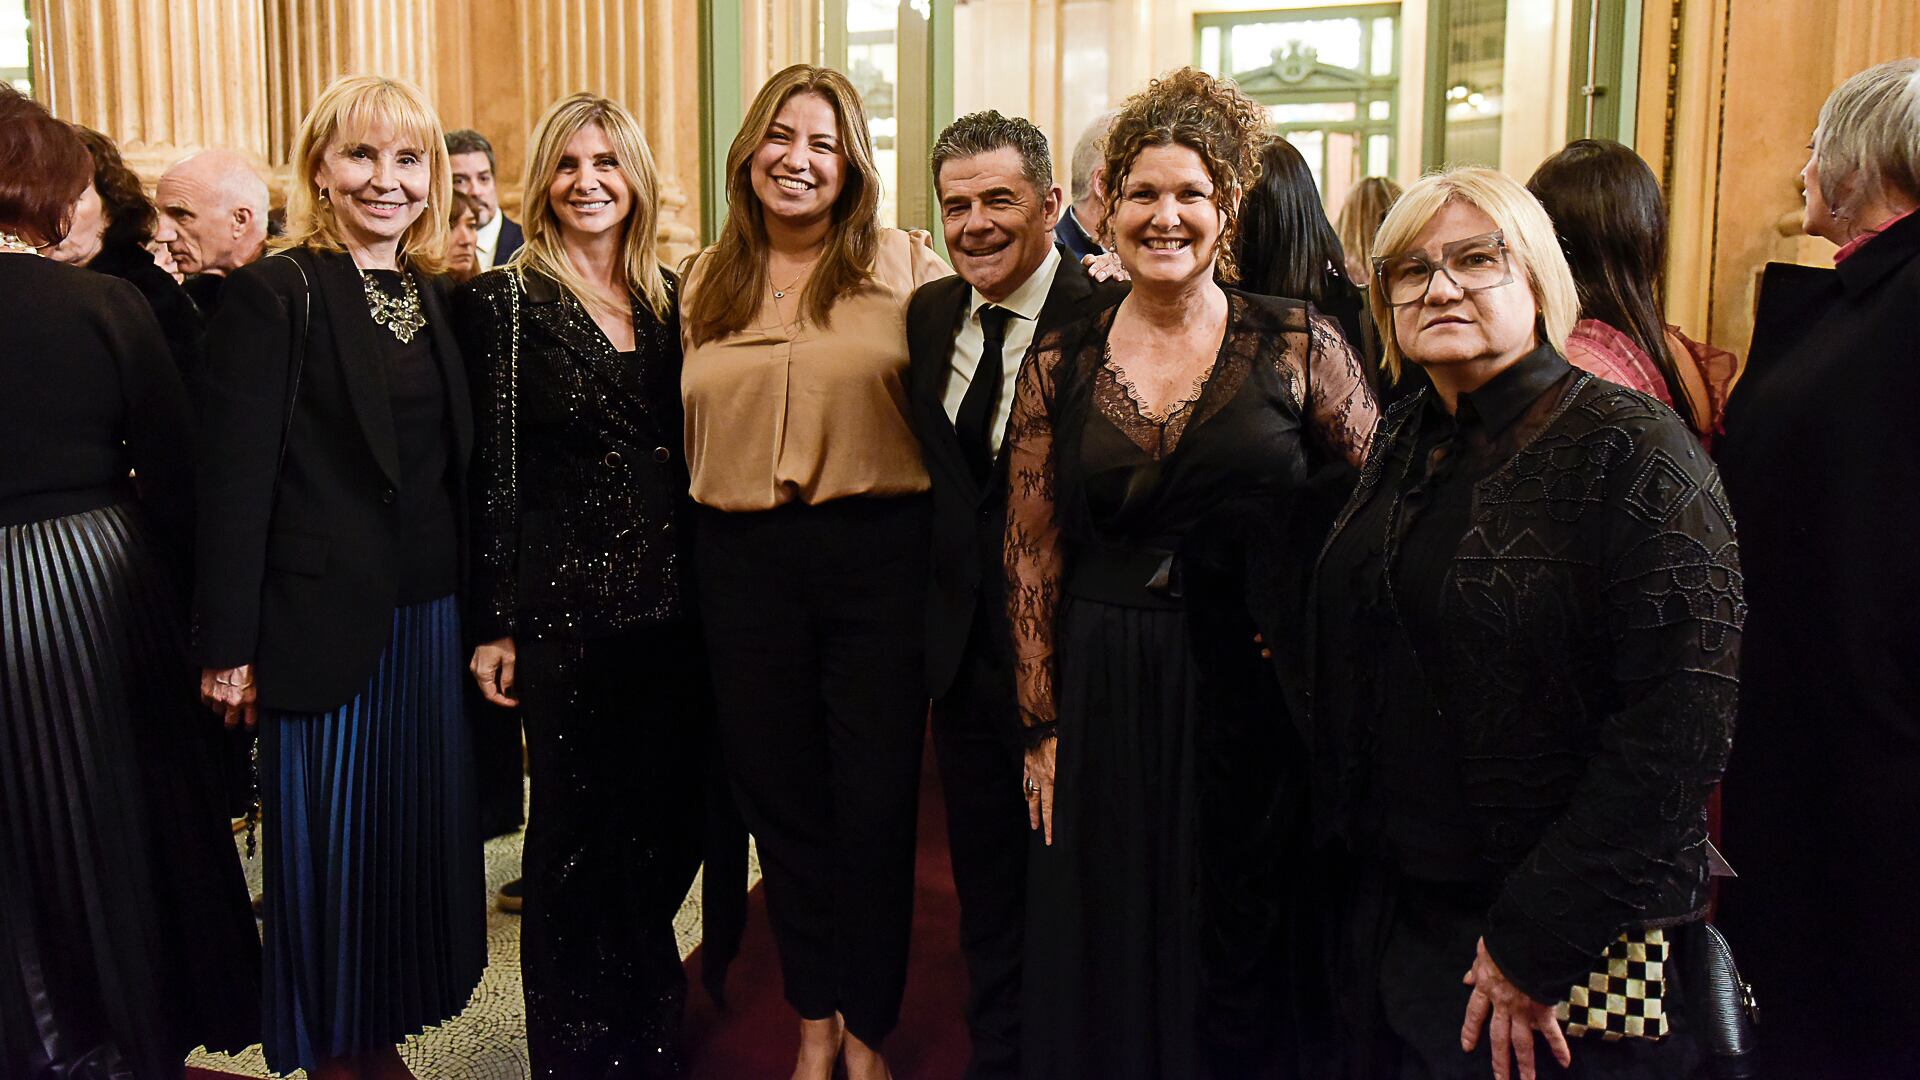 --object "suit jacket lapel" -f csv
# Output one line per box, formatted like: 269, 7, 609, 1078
912, 277, 982, 504
978, 248, 1101, 491
310, 250, 402, 486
